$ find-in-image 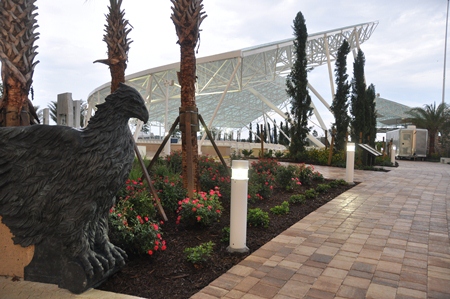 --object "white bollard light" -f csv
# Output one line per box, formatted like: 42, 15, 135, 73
345, 143, 355, 185
227, 160, 250, 253
390, 145, 396, 165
